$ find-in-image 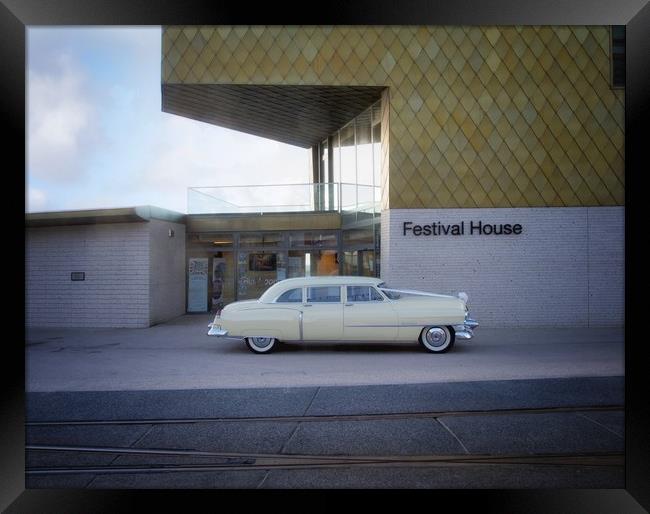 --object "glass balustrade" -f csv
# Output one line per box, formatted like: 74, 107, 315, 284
187, 182, 379, 216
